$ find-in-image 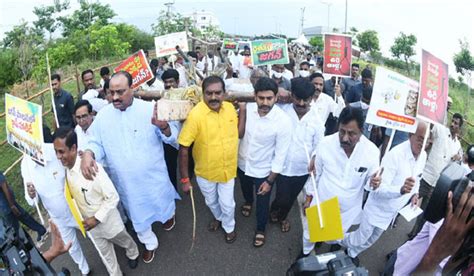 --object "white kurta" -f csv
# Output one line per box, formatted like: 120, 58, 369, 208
363, 140, 427, 230
310, 93, 345, 123
21, 144, 76, 227
280, 104, 325, 177
306, 133, 380, 231
86, 98, 180, 233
